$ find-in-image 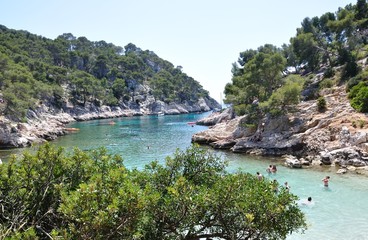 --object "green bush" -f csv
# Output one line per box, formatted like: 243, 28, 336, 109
348, 81, 368, 113
261, 75, 305, 116
0, 143, 307, 239
233, 103, 247, 116
317, 96, 327, 111
319, 79, 334, 89
346, 71, 368, 91
323, 67, 335, 78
